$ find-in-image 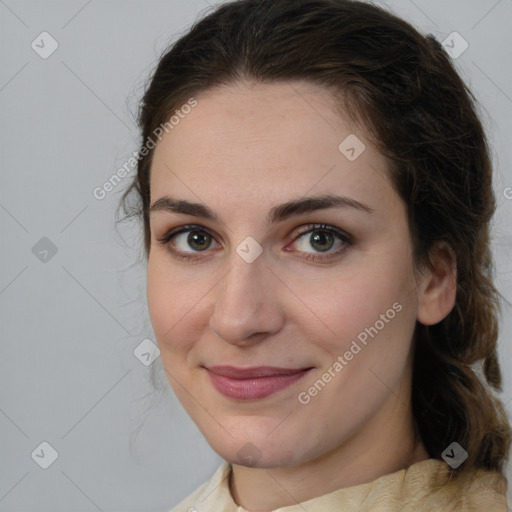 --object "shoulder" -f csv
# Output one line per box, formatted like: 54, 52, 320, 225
357, 458, 508, 511
447, 467, 508, 511
414, 460, 508, 511
168, 462, 232, 512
